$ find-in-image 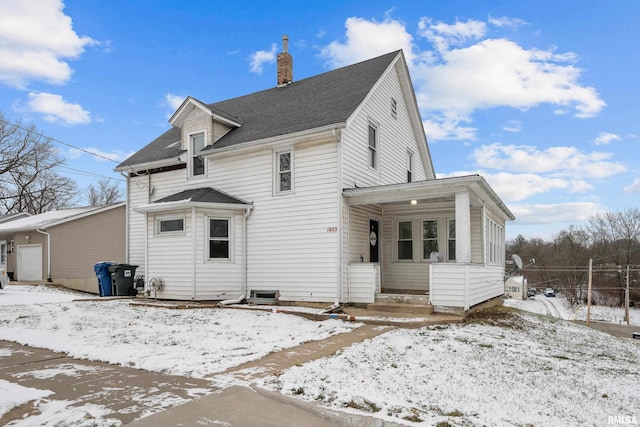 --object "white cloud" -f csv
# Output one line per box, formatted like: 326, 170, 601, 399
0, 0, 95, 88
441, 170, 590, 202
25, 92, 91, 125
501, 120, 522, 133
594, 132, 620, 146
165, 93, 186, 111
471, 143, 627, 179
250, 43, 277, 74
418, 18, 487, 53
320, 17, 415, 67
623, 178, 640, 194
320, 16, 606, 141
488, 16, 528, 29
508, 202, 602, 225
